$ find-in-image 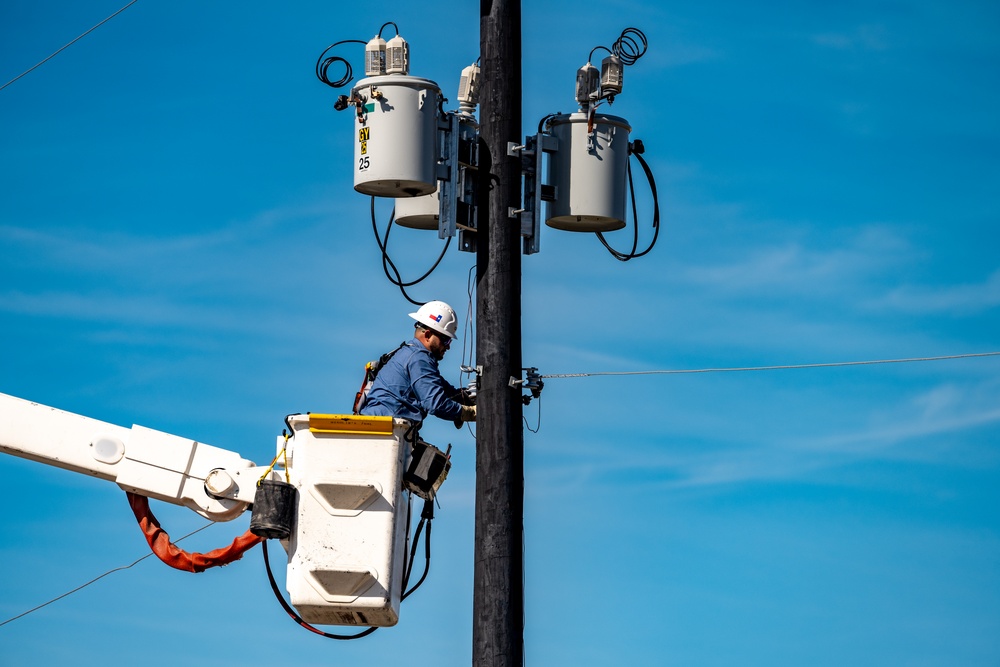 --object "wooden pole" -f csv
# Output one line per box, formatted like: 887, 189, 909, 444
474, 0, 523, 665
